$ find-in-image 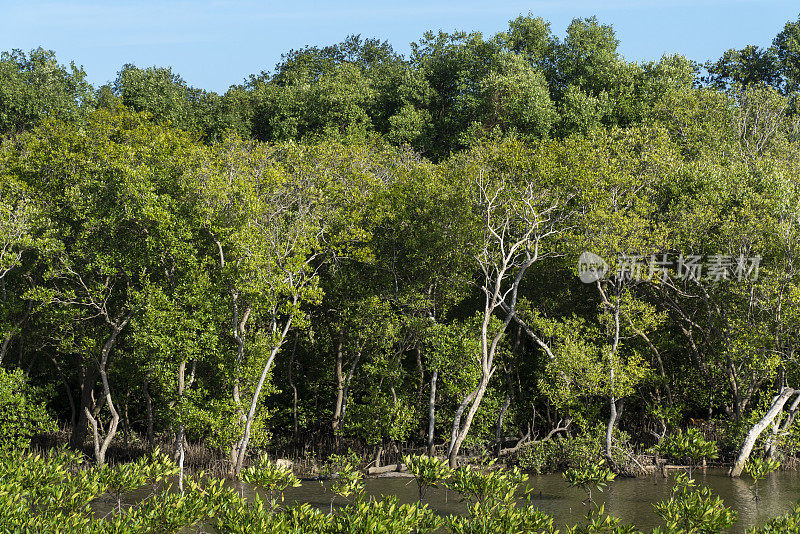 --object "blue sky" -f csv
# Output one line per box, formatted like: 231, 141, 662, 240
2, 1, 798, 93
